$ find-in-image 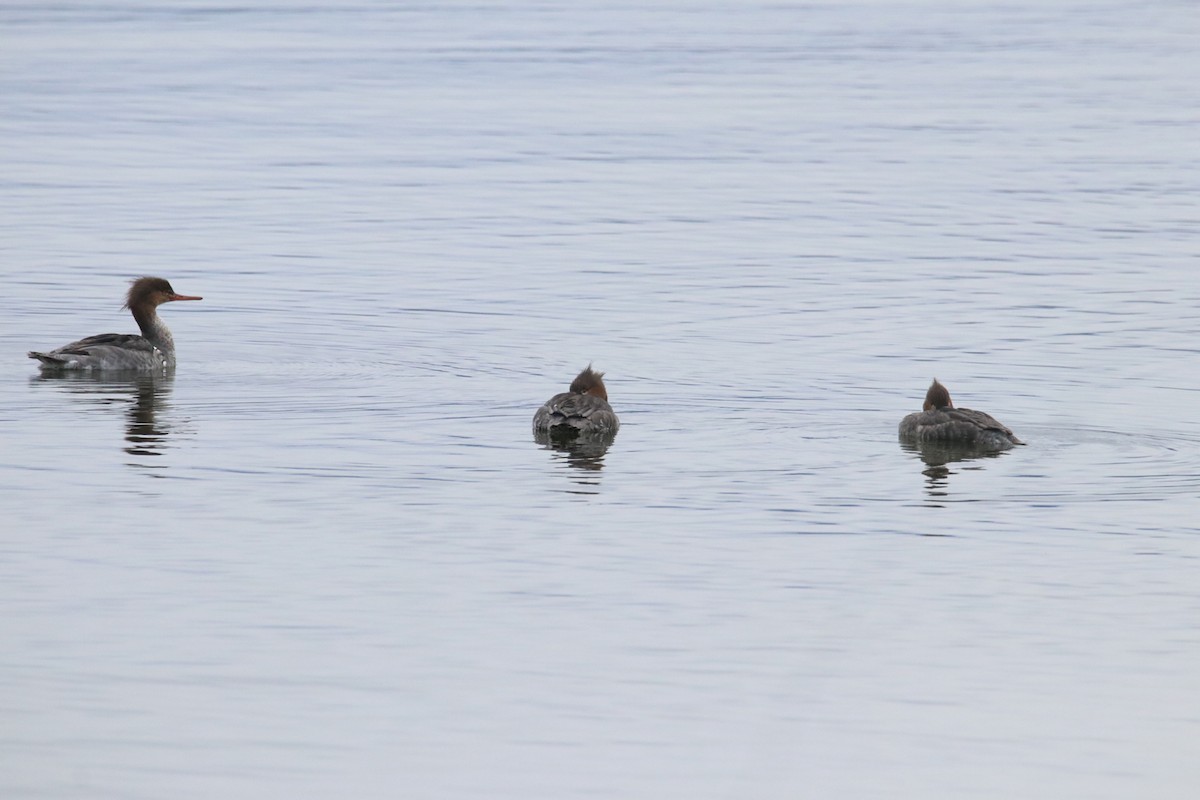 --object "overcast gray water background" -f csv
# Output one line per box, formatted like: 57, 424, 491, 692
2, 1, 1199, 798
